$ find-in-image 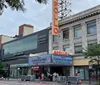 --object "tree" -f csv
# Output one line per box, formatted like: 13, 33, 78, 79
0, 0, 48, 14
83, 44, 100, 84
